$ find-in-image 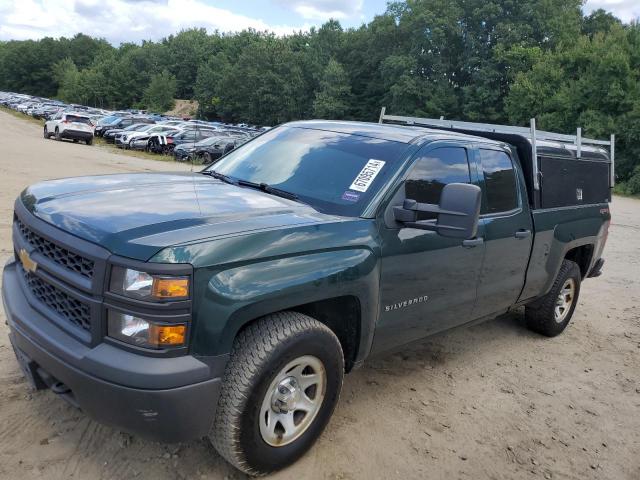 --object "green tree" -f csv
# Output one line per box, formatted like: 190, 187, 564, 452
142, 70, 177, 112
313, 59, 352, 119
52, 58, 81, 103
505, 25, 640, 183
